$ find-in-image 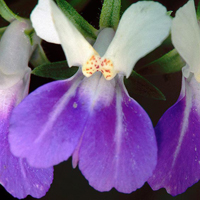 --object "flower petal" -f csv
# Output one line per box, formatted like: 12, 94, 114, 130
32, 0, 96, 67
0, 158, 53, 199
0, 20, 34, 89
78, 75, 157, 193
171, 0, 200, 80
9, 69, 119, 168
0, 75, 53, 199
9, 71, 89, 168
30, 0, 60, 44
11, 71, 109, 165
148, 74, 200, 195
9, 70, 117, 168
104, 1, 171, 77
